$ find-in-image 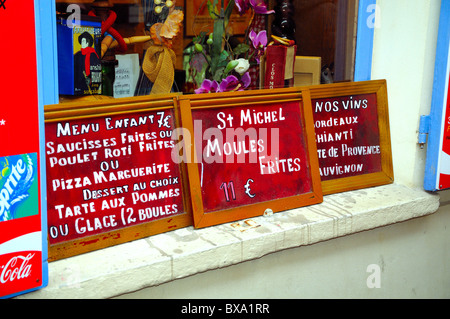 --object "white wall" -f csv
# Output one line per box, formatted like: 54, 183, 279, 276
114, 0, 450, 299
371, 0, 441, 188
116, 201, 450, 299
